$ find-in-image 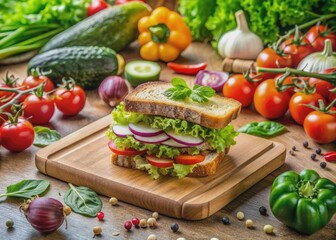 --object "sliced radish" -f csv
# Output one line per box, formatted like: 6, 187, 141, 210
129, 123, 163, 137
146, 155, 173, 168
162, 139, 190, 148
113, 124, 133, 138
133, 133, 169, 144
165, 130, 203, 146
